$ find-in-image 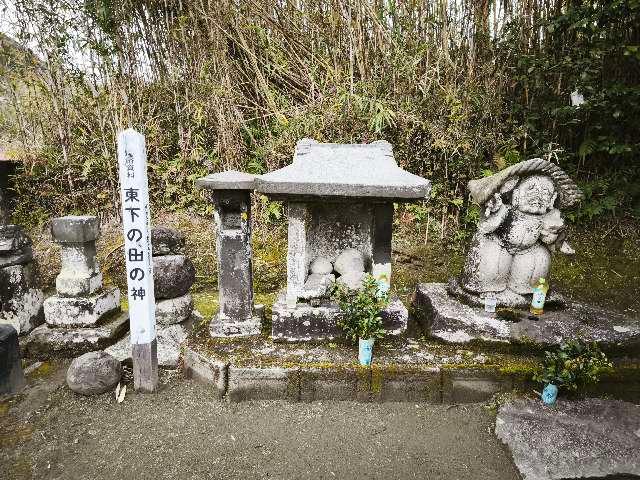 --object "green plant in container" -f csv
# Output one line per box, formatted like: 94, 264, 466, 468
331, 274, 389, 366
534, 340, 613, 405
